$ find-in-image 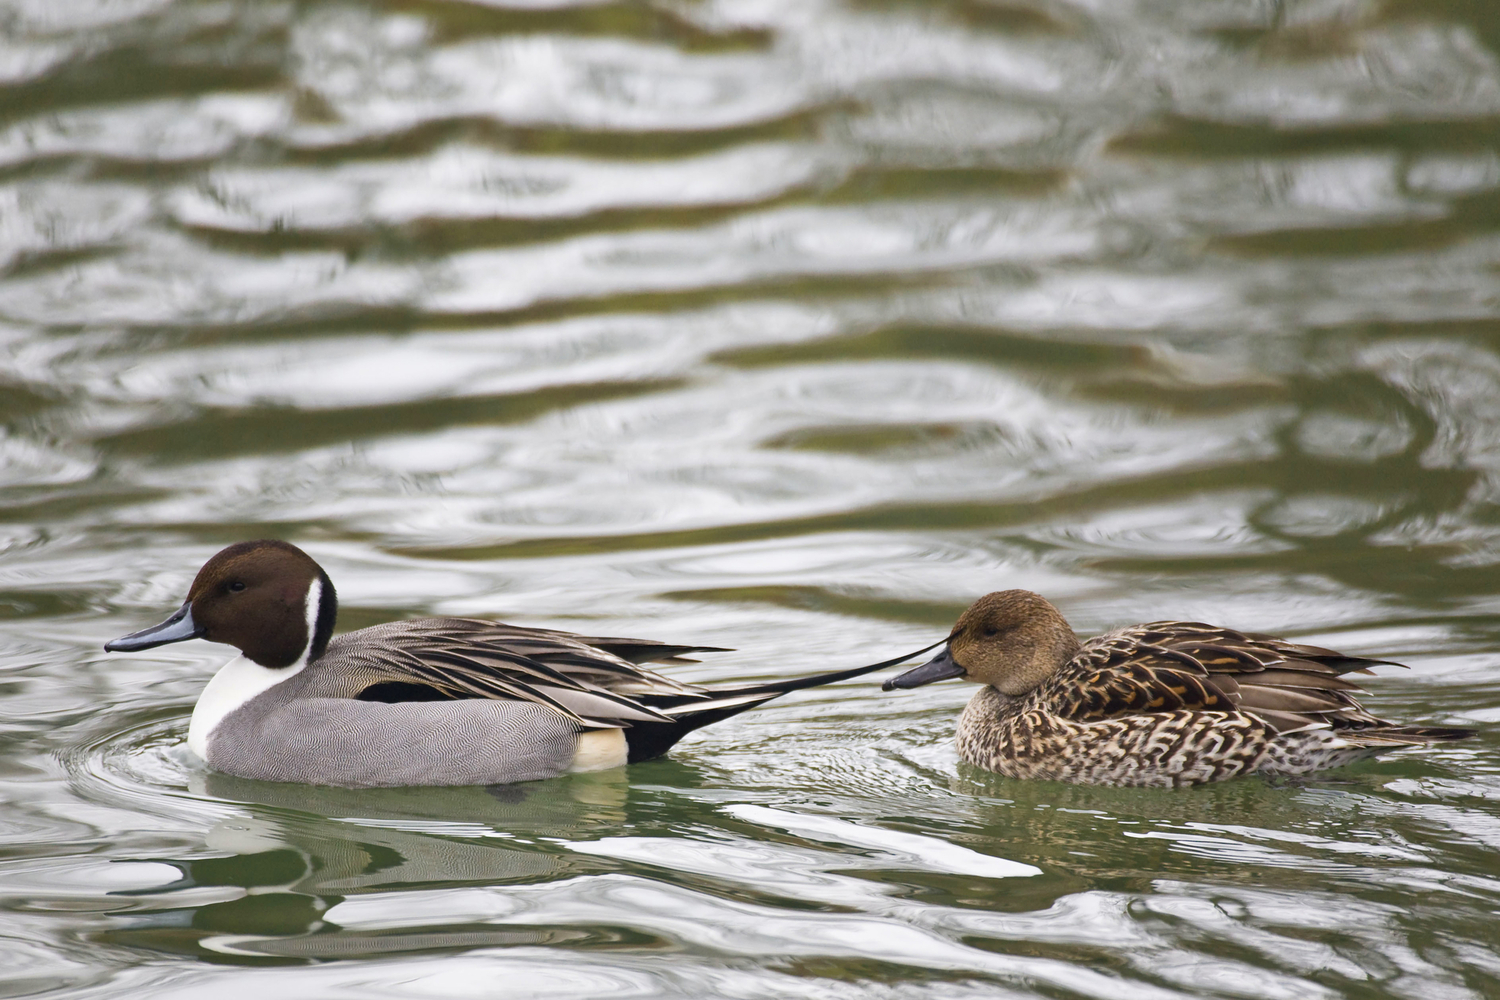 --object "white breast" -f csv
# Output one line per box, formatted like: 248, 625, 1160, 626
186, 654, 308, 761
